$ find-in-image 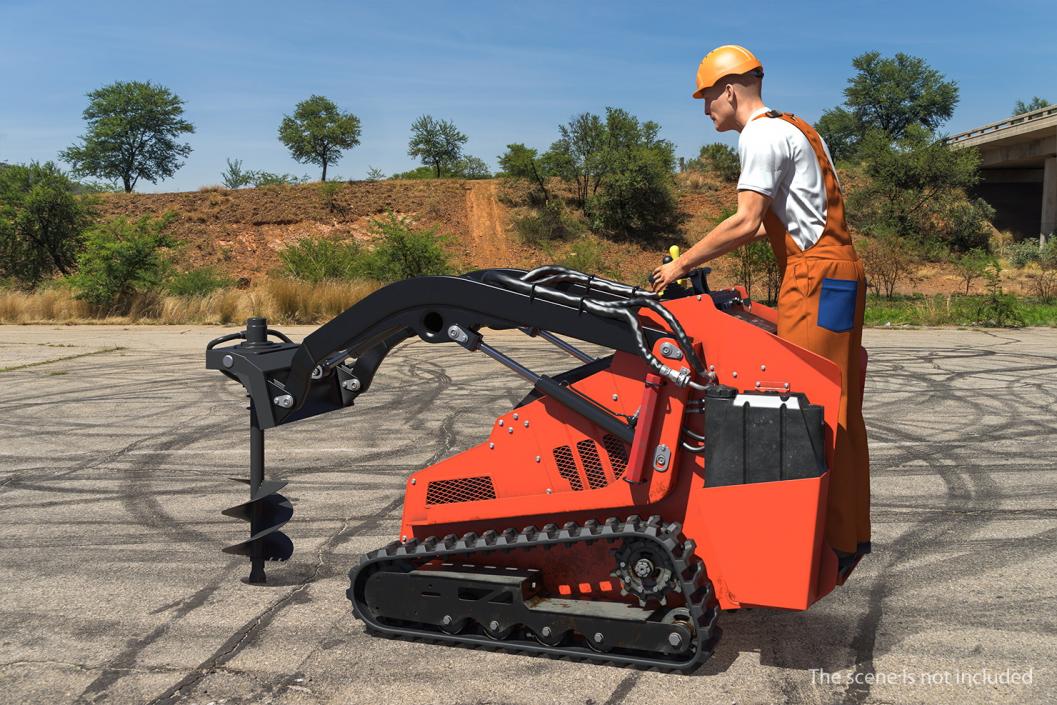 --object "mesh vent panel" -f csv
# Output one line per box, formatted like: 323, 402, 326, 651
602, 434, 630, 480
553, 445, 583, 491
425, 476, 496, 506
577, 440, 608, 489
